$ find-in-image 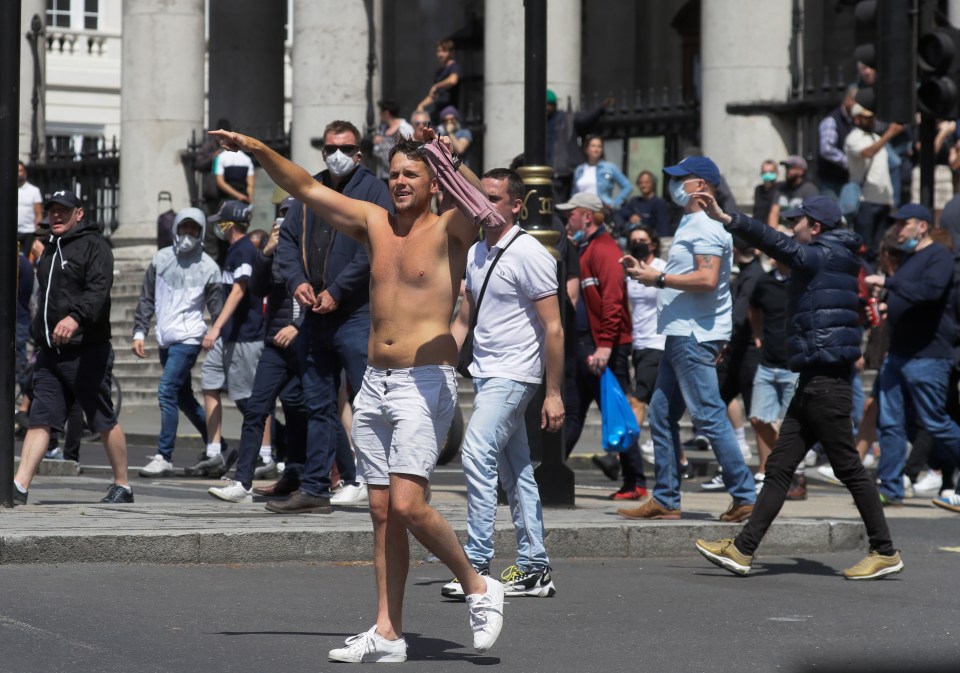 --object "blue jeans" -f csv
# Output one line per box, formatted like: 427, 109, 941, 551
877, 354, 960, 501
297, 312, 369, 498
462, 378, 549, 572
235, 343, 309, 488
649, 335, 756, 510
157, 343, 206, 459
